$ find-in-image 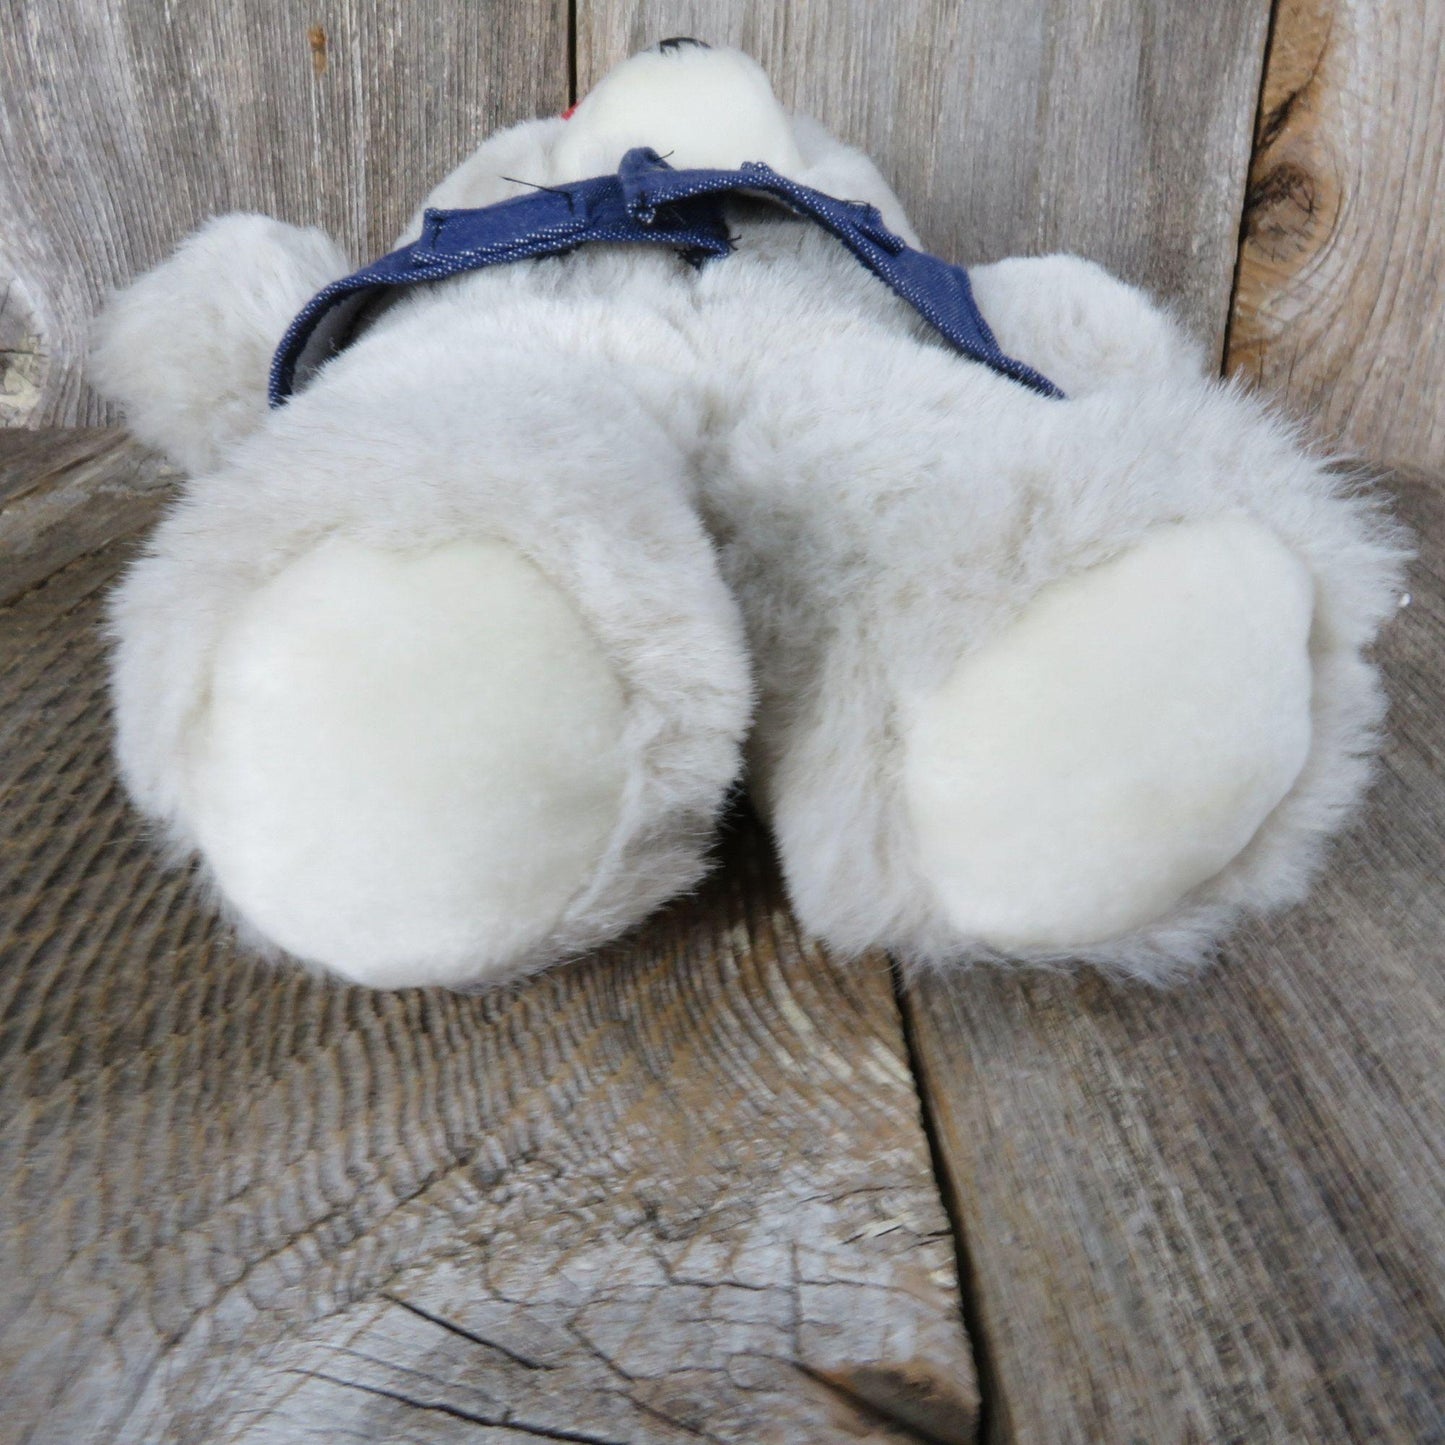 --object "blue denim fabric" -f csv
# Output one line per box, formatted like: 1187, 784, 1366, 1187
269, 147, 1062, 405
